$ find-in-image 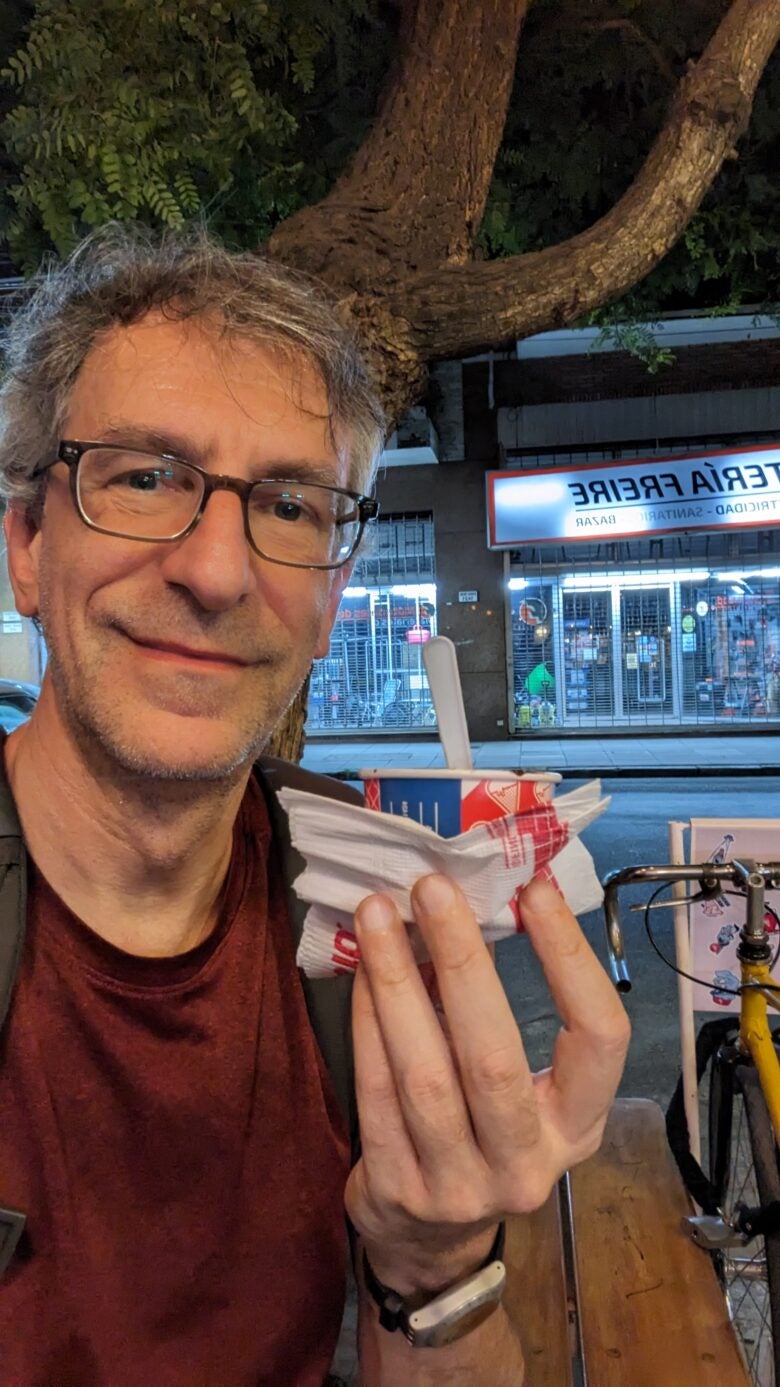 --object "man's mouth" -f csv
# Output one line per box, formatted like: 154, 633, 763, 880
123, 633, 253, 669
